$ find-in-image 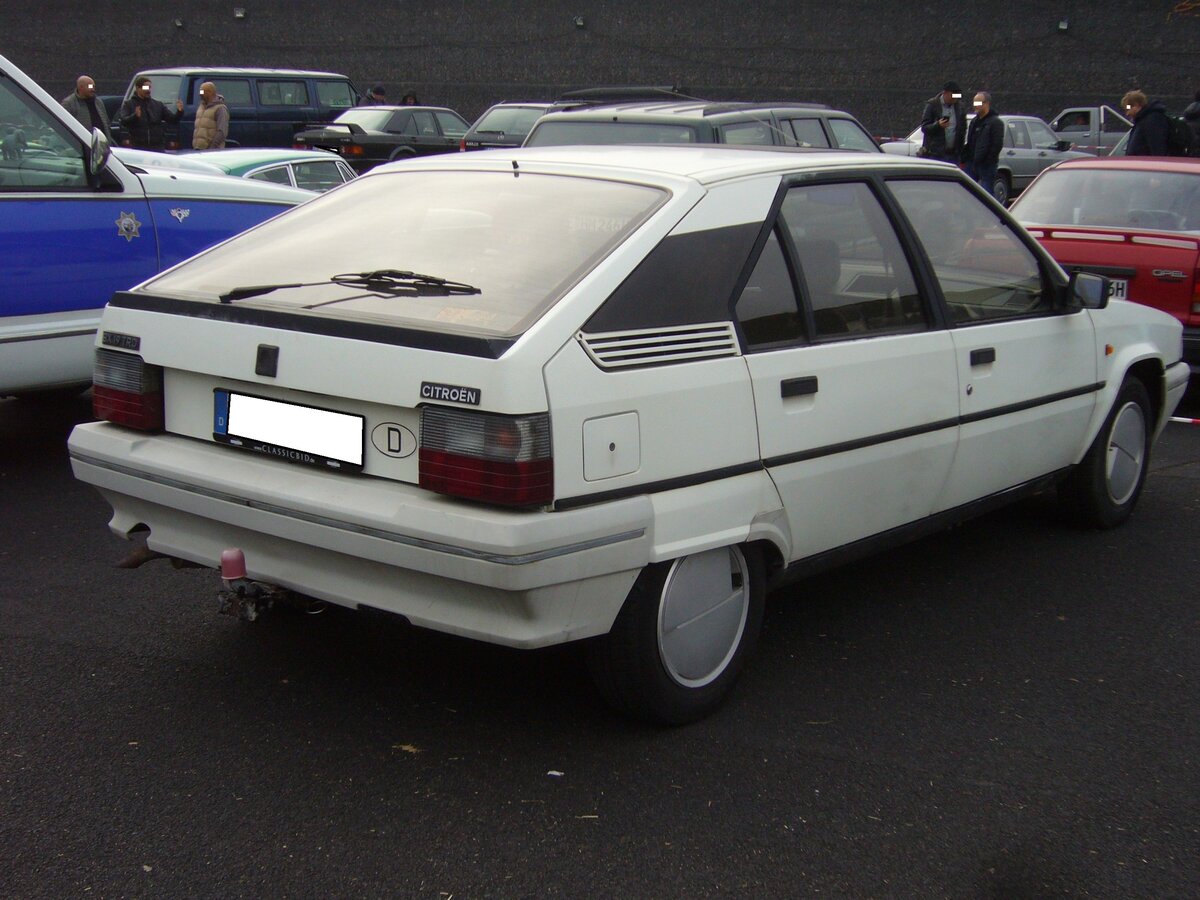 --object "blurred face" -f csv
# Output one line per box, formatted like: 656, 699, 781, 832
942, 90, 961, 105
1125, 101, 1143, 118
76, 76, 96, 99
199, 84, 214, 103
139, 82, 152, 97
974, 94, 989, 114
